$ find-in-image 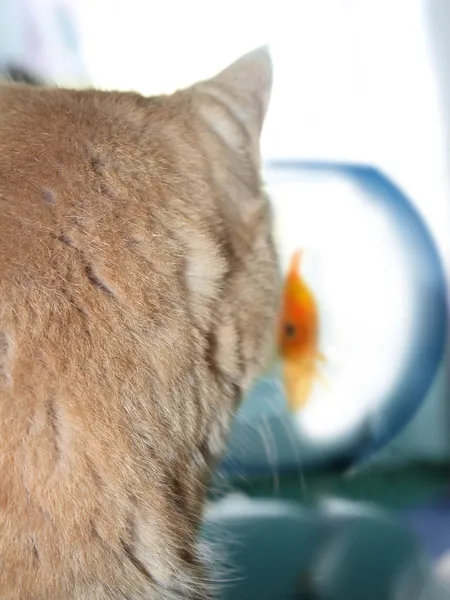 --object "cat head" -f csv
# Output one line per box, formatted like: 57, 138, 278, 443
0, 47, 279, 598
